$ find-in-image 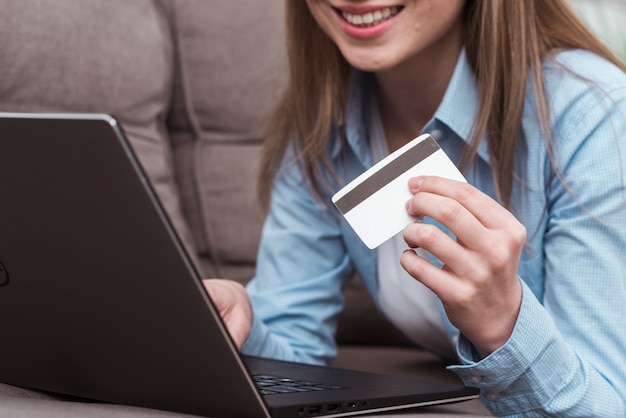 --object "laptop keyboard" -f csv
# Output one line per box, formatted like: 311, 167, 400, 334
252, 373, 346, 395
